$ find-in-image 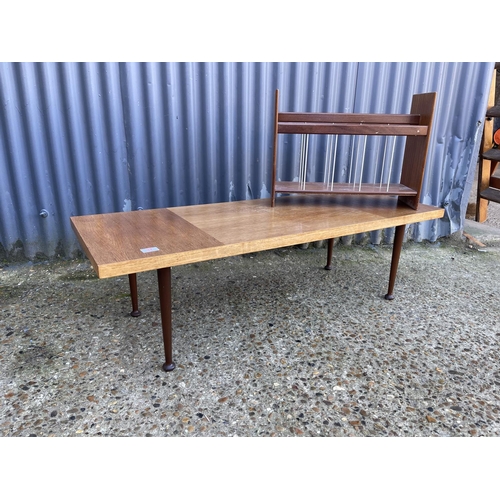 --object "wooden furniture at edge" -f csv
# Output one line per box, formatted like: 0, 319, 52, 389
476, 63, 500, 222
